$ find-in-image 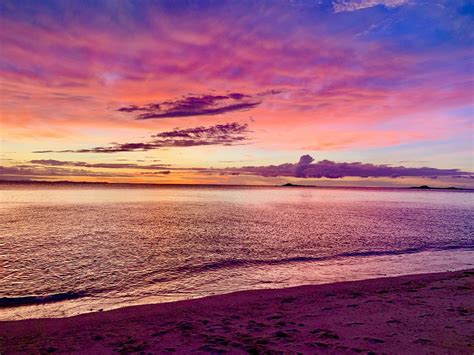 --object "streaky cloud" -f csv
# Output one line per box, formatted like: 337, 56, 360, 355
117, 92, 269, 120
0, 165, 129, 178
33, 122, 250, 153
140, 171, 171, 175
333, 0, 408, 13
30, 160, 170, 170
